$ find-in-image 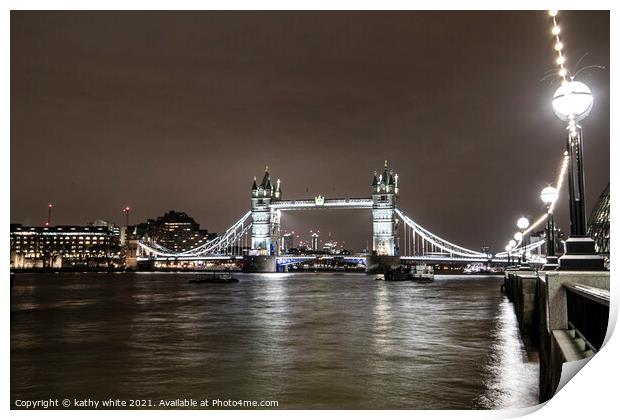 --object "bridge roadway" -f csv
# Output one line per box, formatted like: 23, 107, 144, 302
137, 200, 498, 261
136, 196, 538, 264
136, 254, 509, 265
